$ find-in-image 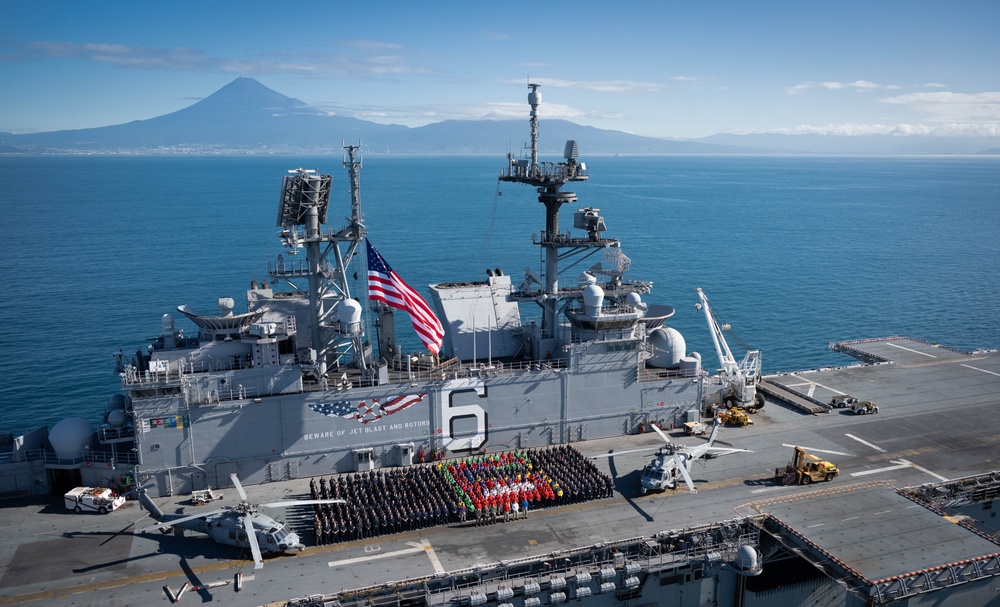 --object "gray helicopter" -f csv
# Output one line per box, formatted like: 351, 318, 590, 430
136, 473, 343, 569
595, 418, 750, 494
